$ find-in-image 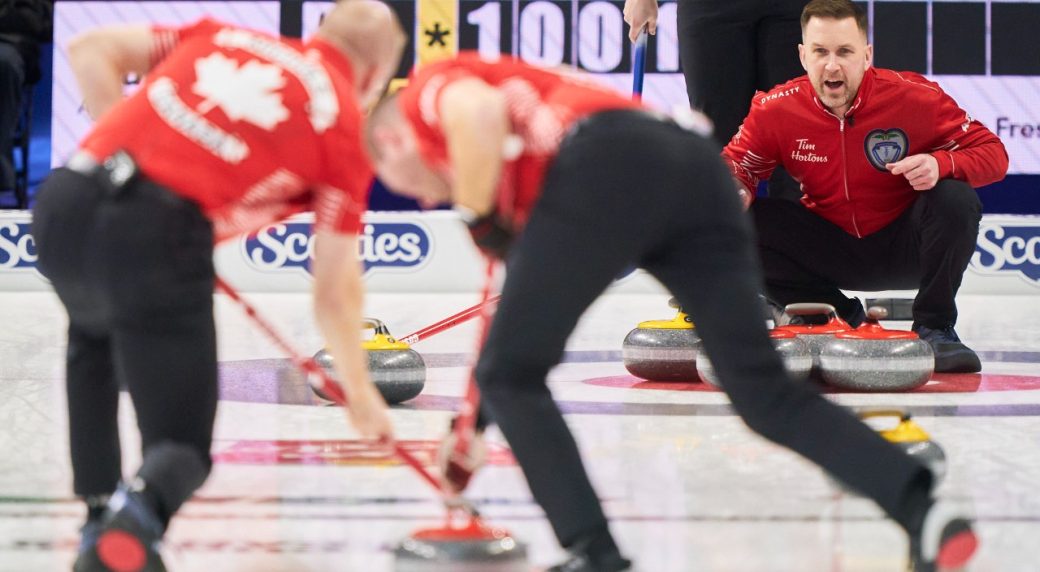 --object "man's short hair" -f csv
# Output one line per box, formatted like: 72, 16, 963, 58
800, 0, 868, 36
